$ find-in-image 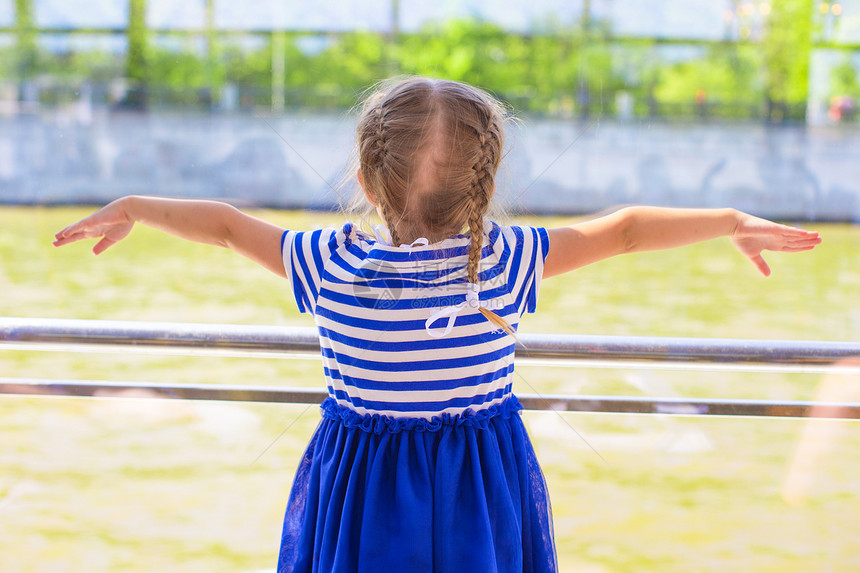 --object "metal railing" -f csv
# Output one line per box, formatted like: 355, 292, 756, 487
1, 317, 859, 420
